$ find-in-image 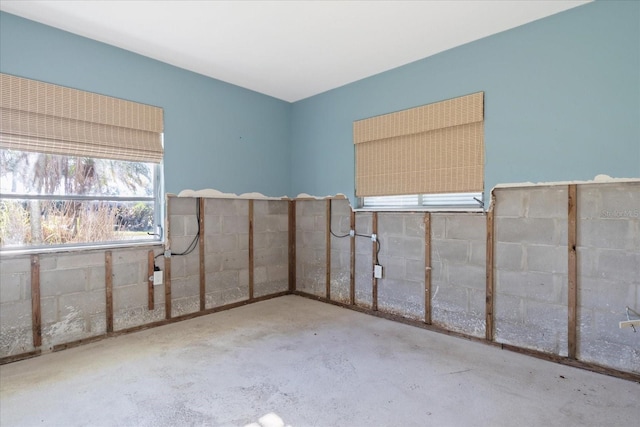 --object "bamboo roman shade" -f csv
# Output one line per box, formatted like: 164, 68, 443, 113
354, 92, 484, 197
0, 73, 164, 163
